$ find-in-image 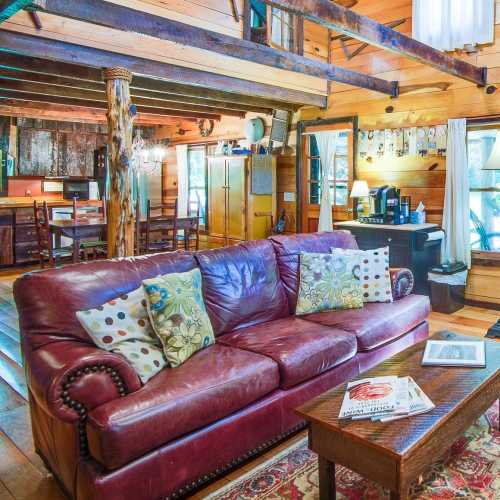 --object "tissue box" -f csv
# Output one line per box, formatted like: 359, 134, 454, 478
410, 211, 426, 224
